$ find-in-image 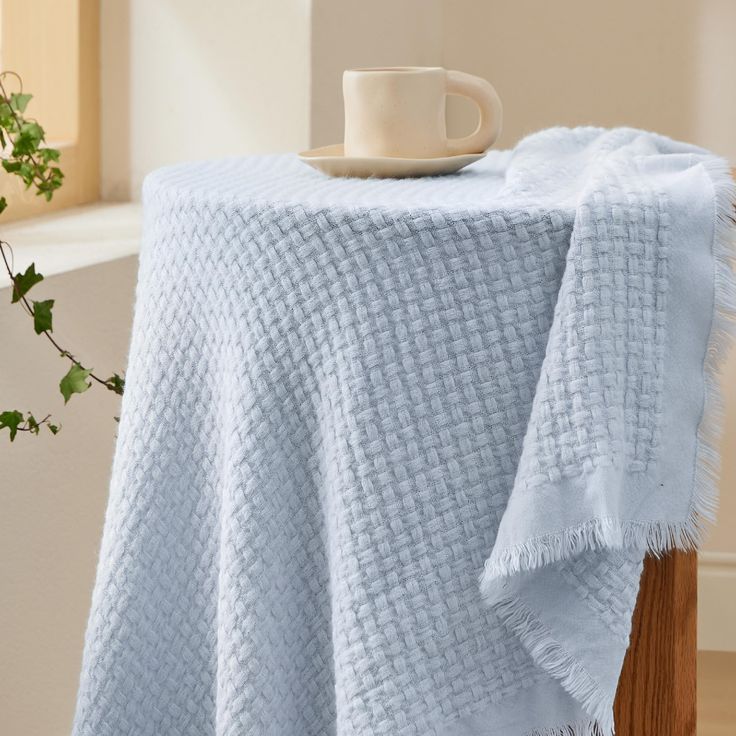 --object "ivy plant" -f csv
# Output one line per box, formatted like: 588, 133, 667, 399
0, 71, 125, 441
